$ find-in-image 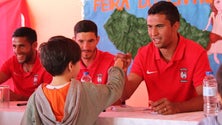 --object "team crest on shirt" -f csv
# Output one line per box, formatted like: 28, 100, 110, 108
180, 68, 188, 83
